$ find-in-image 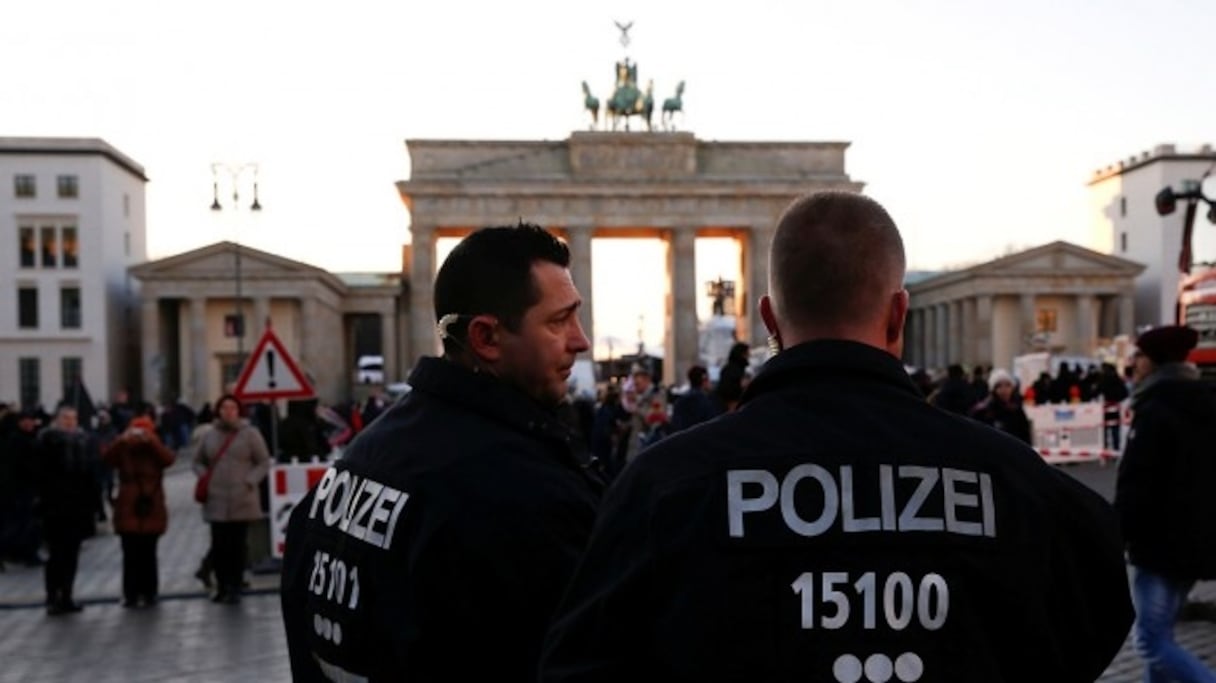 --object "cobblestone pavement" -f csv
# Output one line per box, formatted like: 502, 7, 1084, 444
3, 457, 1215, 681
